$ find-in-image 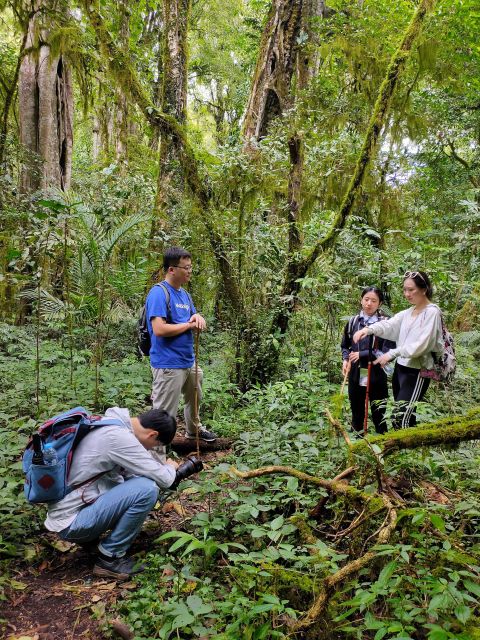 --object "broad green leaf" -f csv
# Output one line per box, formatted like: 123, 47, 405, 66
463, 579, 480, 598
270, 515, 284, 530
430, 514, 446, 532
454, 604, 471, 624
